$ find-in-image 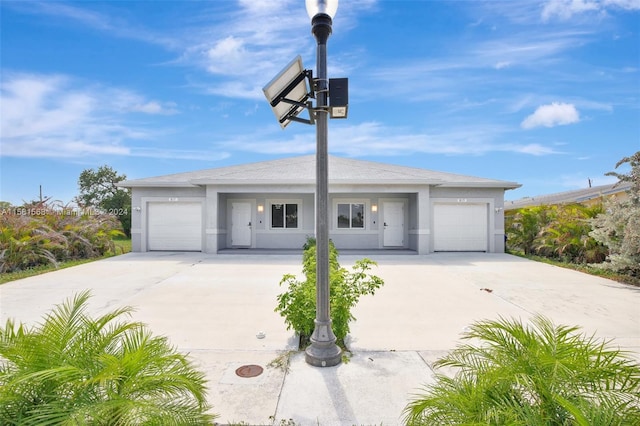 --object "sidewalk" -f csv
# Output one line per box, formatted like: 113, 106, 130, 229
1, 252, 638, 424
